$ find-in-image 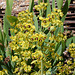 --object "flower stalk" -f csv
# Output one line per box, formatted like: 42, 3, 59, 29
41, 59, 43, 75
